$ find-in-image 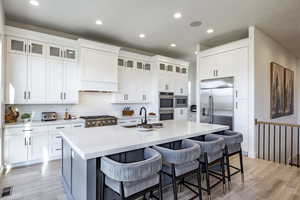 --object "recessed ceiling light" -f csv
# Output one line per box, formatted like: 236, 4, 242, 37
207, 29, 214, 34
170, 43, 176, 47
173, 12, 182, 19
29, 0, 39, 6
139, 34, 146, 38
95, 20, 103, 25
194, 51, 198, 55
